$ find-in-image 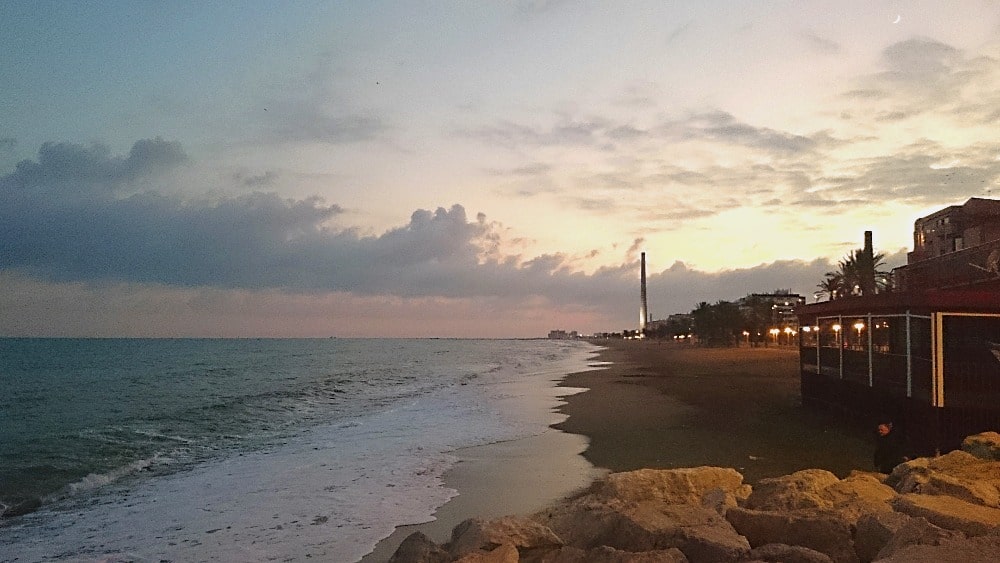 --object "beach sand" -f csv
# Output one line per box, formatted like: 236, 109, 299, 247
360, 429, 605, 562
362, 340, 875, 561
555, 340, 873, 484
